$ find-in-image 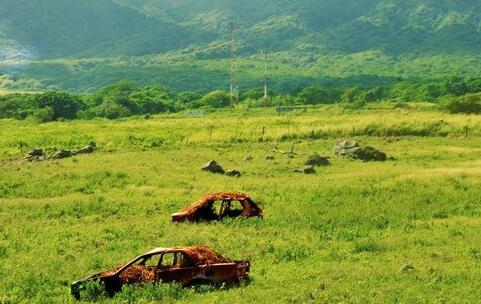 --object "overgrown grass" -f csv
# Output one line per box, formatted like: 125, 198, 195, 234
0, 106, 481, 303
